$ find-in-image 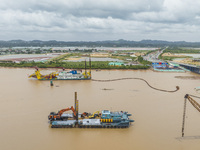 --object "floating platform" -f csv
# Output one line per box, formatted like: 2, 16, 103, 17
48, 93, 134, 129
50, 111, 134, 128
29, 68, 91, 80
29, 58, 92, 80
